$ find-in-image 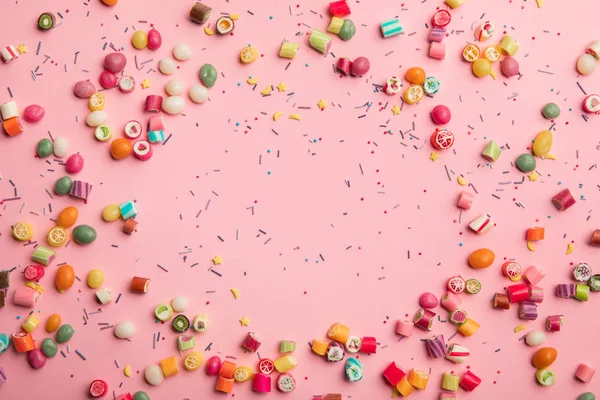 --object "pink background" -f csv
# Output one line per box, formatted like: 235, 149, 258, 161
1, 0, 599, 399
